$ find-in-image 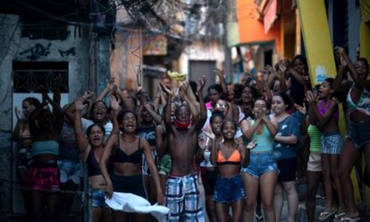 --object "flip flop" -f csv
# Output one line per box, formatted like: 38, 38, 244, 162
333, 212, 346, 222
255, 214, 264, 221
340, 216, 361, 221
318, 209, 337, 221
